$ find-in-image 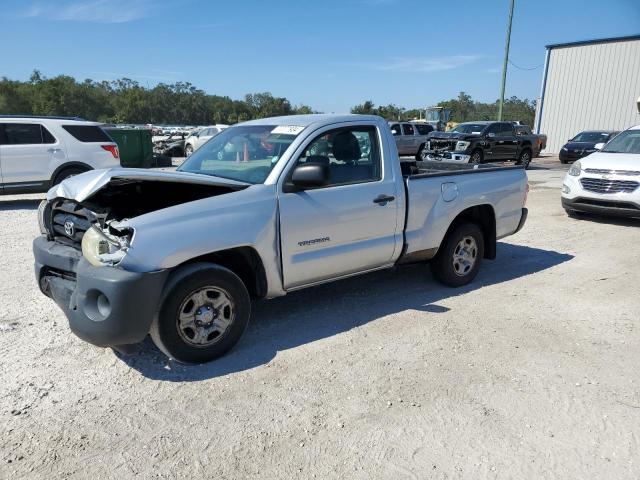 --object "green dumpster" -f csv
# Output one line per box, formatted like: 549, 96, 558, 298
104, 128, 153, 168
